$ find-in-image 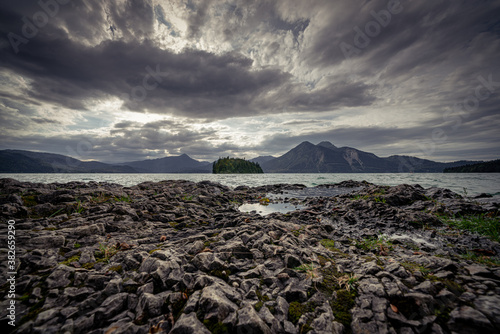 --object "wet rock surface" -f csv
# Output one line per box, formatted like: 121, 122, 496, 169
0, 178, 499, 334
